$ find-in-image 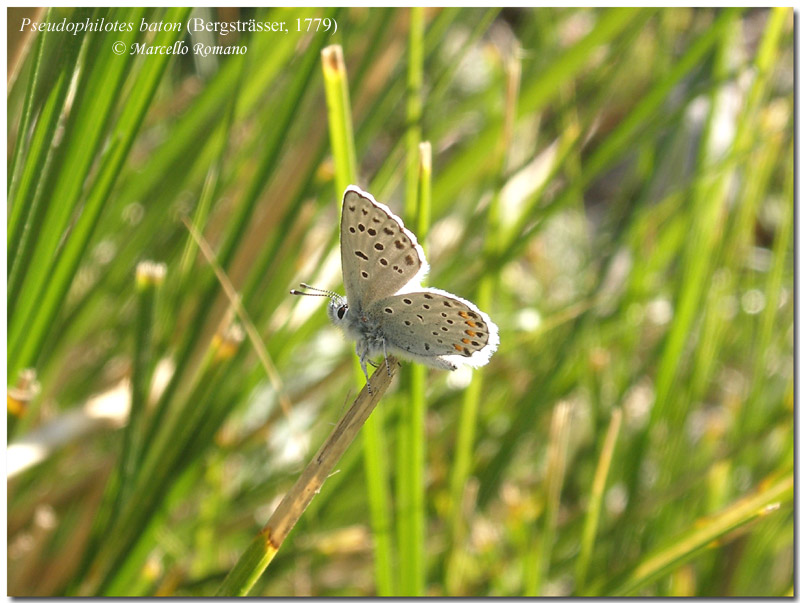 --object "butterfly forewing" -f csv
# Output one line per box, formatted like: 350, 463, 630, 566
366, 291, 496, 363
340, 187, 426, 311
